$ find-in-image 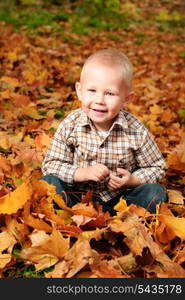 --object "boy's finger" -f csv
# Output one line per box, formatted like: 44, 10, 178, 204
108, 182, 116, 190
110, 173, 123, 184
117, 168, 128, 176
